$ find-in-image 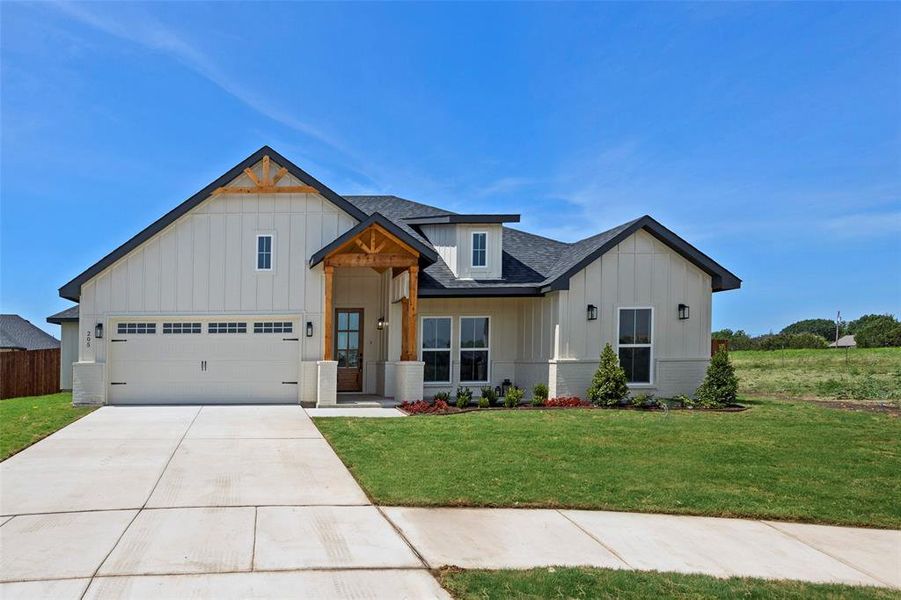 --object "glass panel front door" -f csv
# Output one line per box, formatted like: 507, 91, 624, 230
335, 309, 363, 392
